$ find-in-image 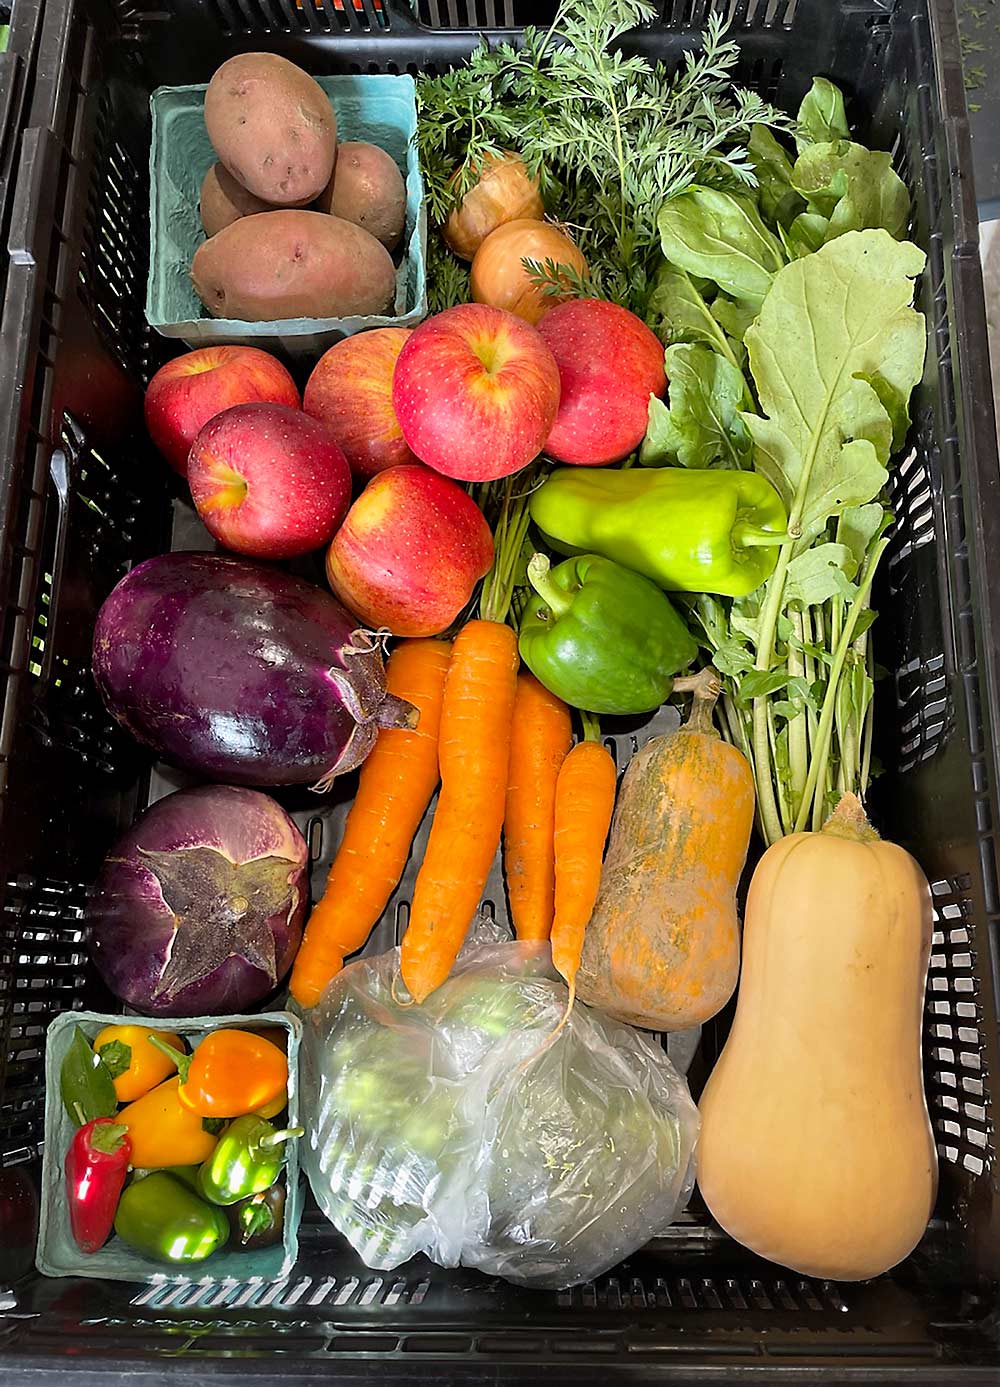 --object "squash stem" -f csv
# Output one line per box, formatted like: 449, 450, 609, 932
821, 792, 880, 843
681, 666, 722, 736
